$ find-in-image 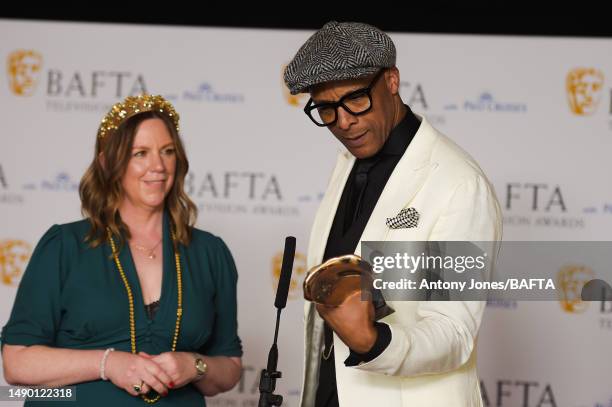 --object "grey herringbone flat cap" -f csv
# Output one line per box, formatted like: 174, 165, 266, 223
284, 21, 396, 95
